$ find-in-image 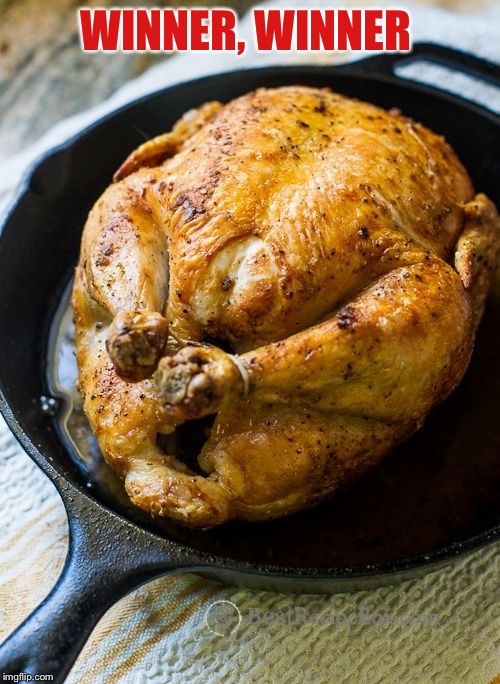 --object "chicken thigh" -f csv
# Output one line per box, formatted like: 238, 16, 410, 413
73, 86, 500, 527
